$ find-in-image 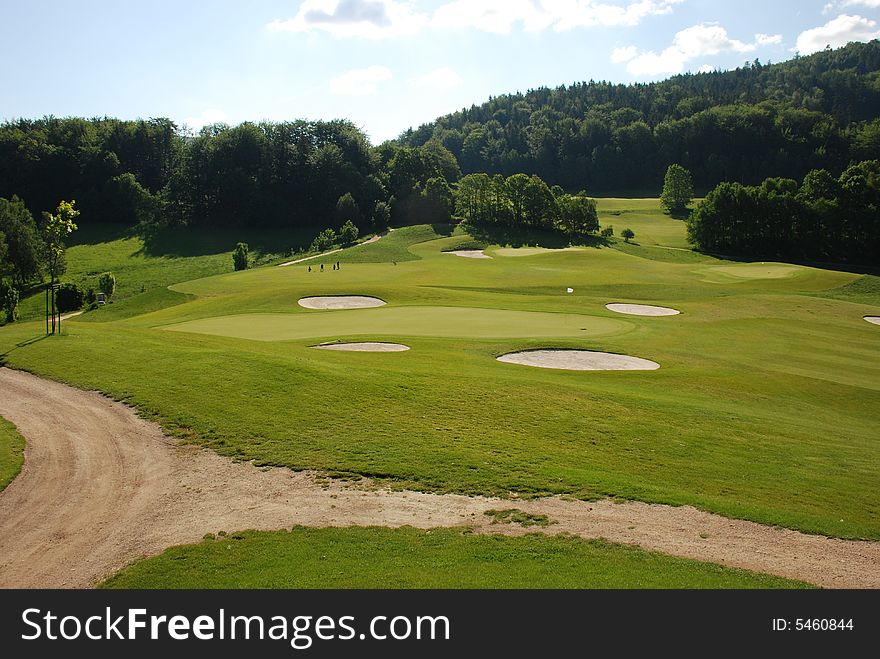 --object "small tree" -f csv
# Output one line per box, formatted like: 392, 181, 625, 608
0, 281, 19, 323
98, 272, 116, 298
335, 193, 361, 229
233, 242, 249, 271
56, 283, 85, 312
661, 164, 694, 214
372, 201, 391, 231
621, 228, 635, 243
310, 228, 337, 252
42, 200, 79, 287
338, 219, 359, 245
600, 225, 614, 239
